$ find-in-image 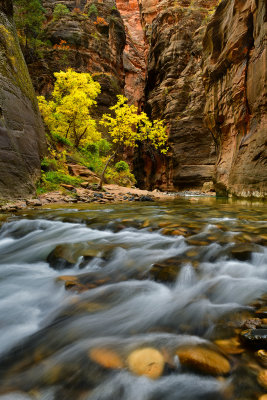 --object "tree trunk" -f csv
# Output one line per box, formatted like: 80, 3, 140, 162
98, 153, 115, 190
